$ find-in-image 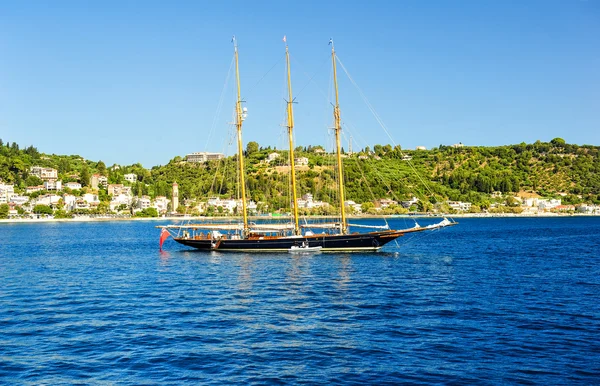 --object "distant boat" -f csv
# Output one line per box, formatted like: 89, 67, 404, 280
158, 38, 456, 252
